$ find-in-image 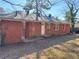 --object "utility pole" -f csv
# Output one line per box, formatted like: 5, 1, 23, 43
36, 0, 38, 21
